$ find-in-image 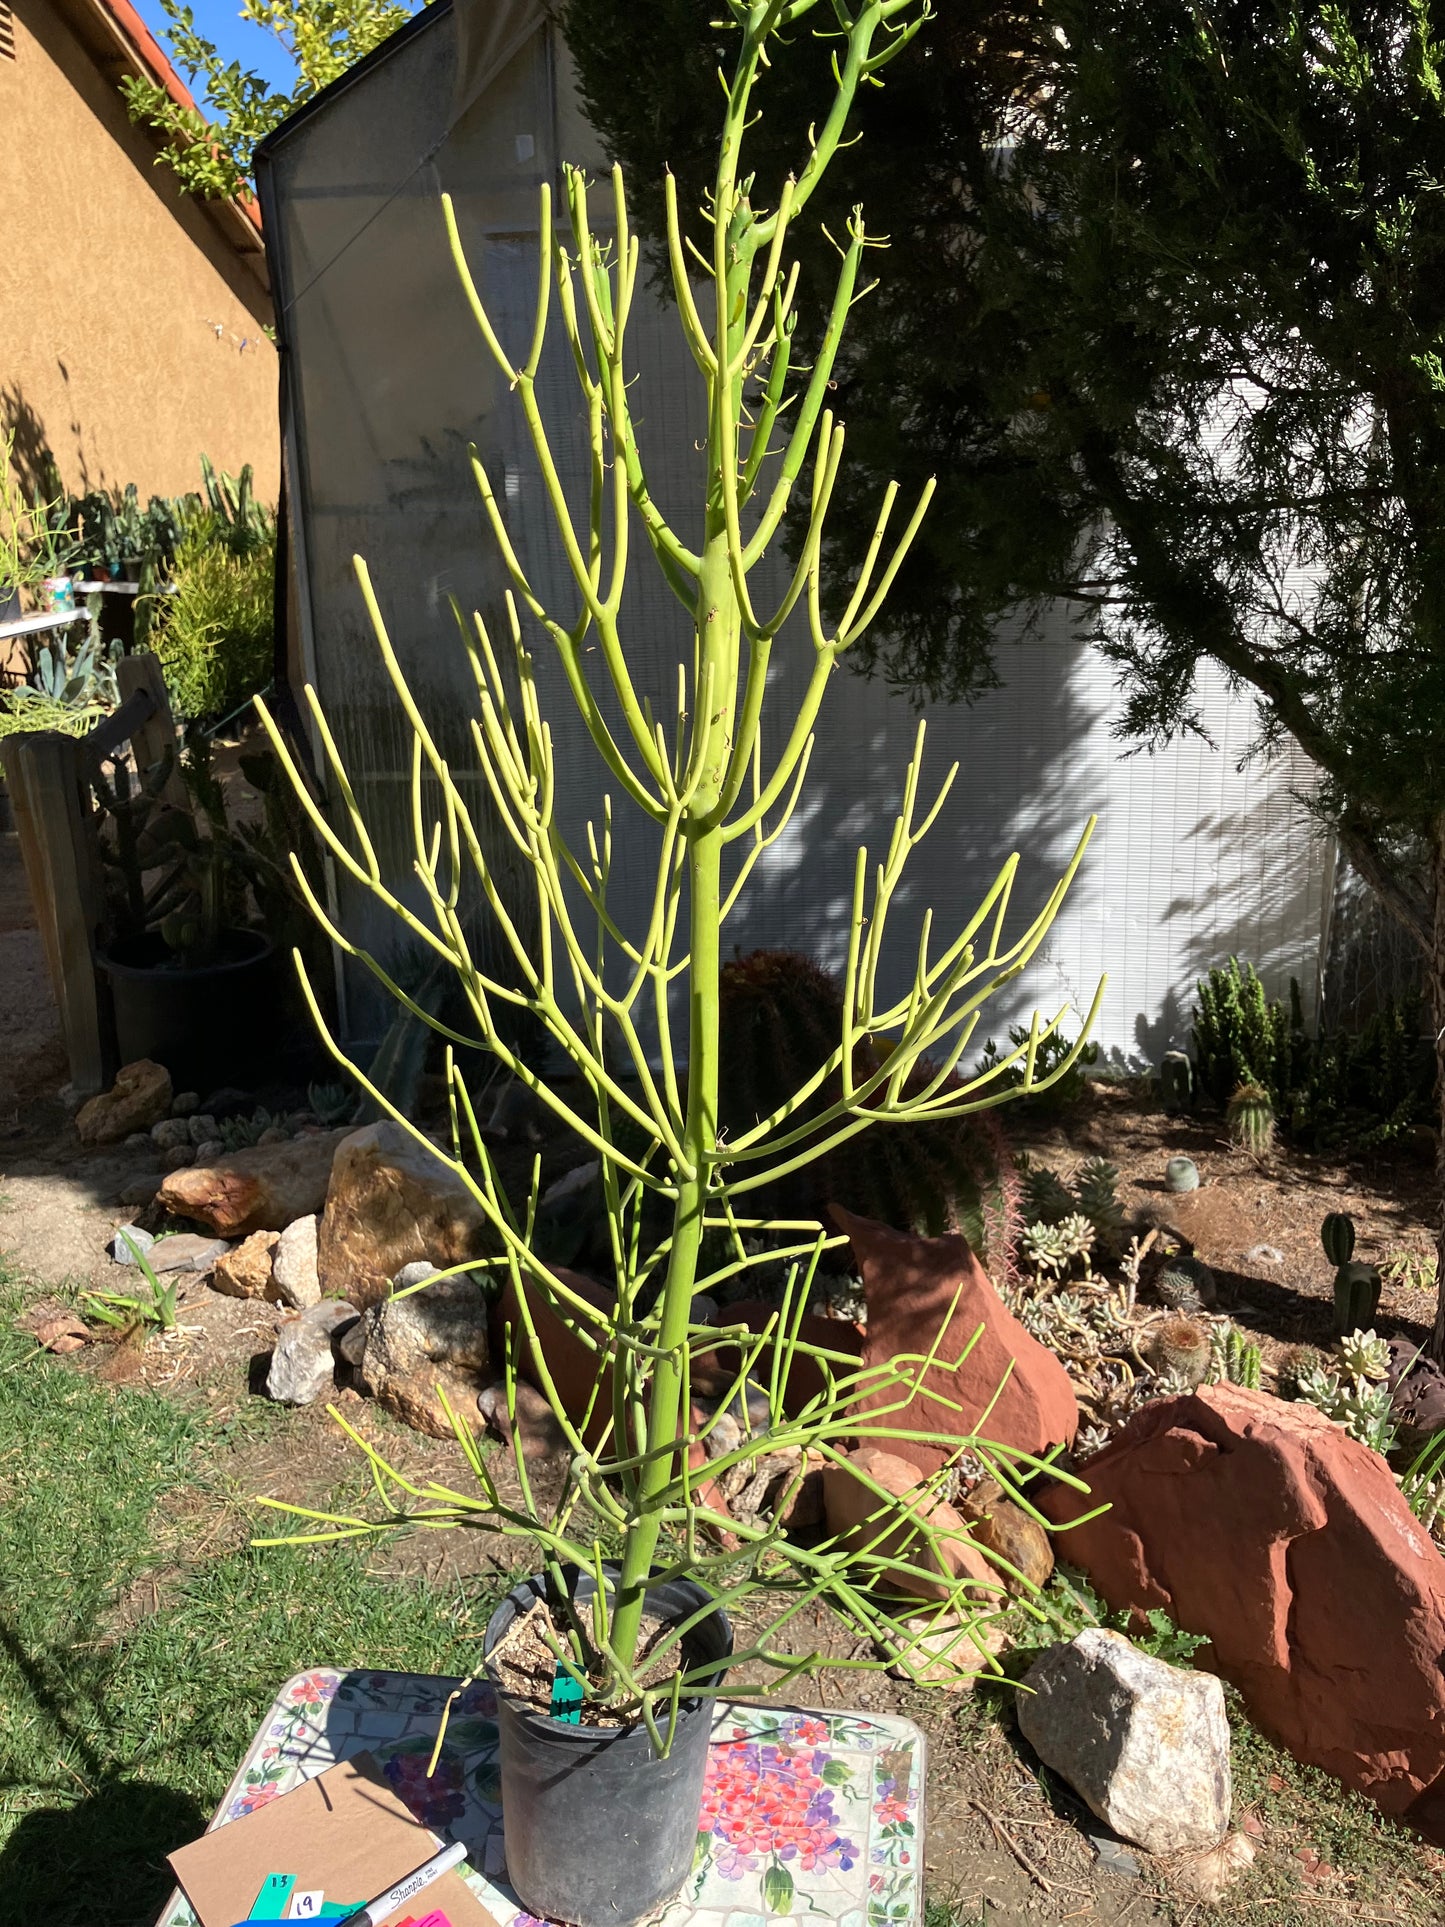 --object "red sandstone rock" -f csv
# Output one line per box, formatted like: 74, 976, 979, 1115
495, 1266, 617, 1448
1044, 1383, 1445, 1837
821, 1445, 1001, 1604
833, 1208, 1078, 1474
710, 1300, 865, 1417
